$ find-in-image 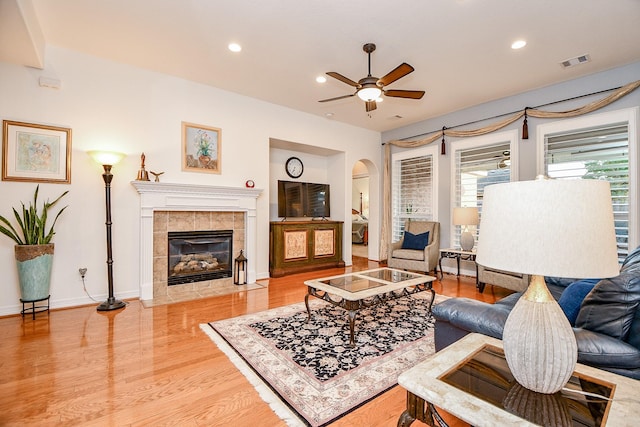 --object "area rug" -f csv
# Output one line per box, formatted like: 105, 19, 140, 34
200, 292, 439, 426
